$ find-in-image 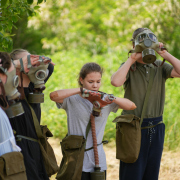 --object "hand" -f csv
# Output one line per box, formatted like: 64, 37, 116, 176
130, 52, 142, 63
42, 56, 51, 65
81, 88, 101, 98
22, 55, 40, 73
13, 55, 40, 72
103, 94, 115, 103
40, 56, 55, 66
157, 42, 167, 57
